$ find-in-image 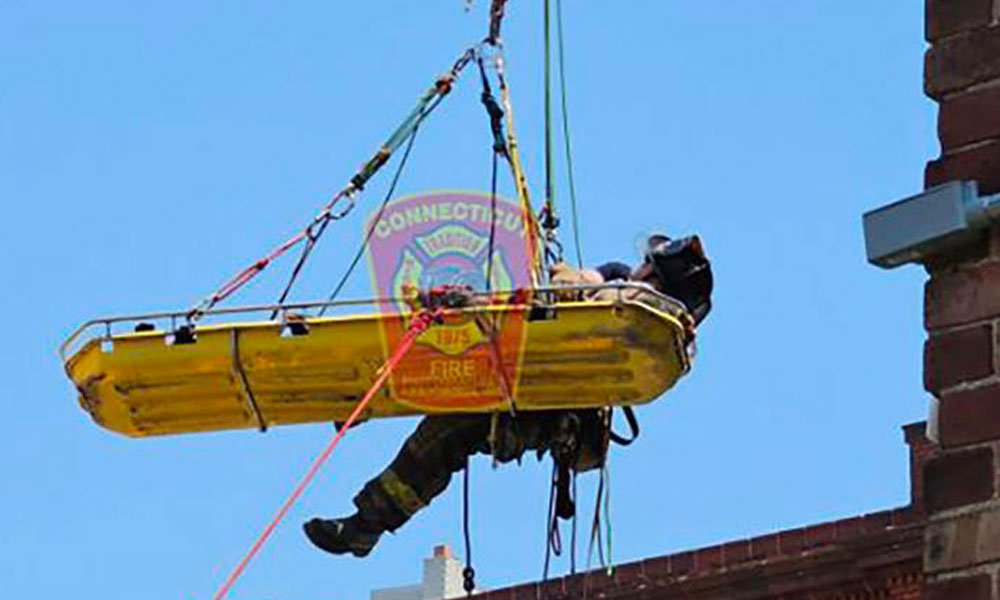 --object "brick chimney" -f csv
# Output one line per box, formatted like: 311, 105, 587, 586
921, 2, 1000, 597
